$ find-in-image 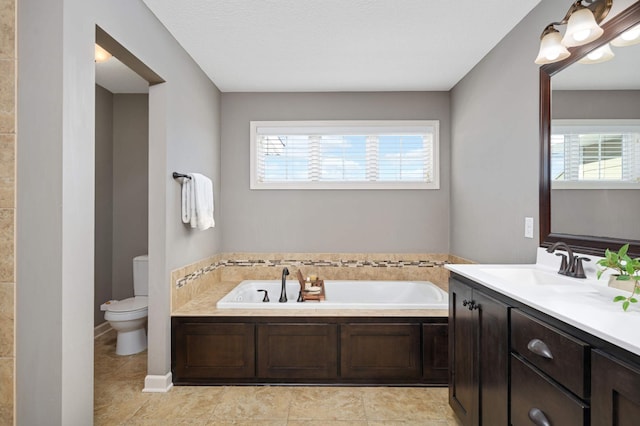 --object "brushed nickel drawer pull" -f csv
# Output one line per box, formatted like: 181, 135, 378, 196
528, 408, 551, 426
527, 338, 554, 359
